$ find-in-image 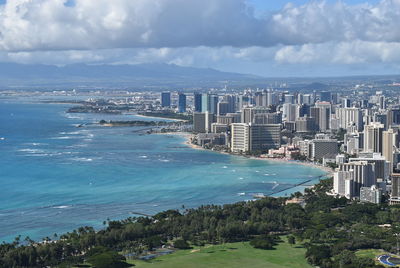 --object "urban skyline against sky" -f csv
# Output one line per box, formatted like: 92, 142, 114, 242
0, 0, 398, 77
